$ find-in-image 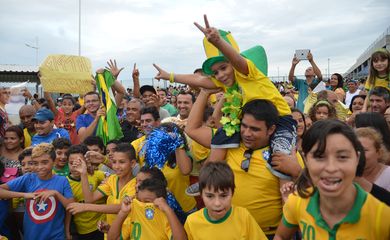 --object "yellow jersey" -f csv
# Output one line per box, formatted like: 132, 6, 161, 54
120, 199, 171, 240
131, 136, 196, 212
184, 206, 267, 240
211, 59, 291, 116
67, 171, 105, 234
97, 174, 136, 225
226, 143, 282, 235
282, 184, 390, 240
365, 76, 390, 91
23, 128, 32, 148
